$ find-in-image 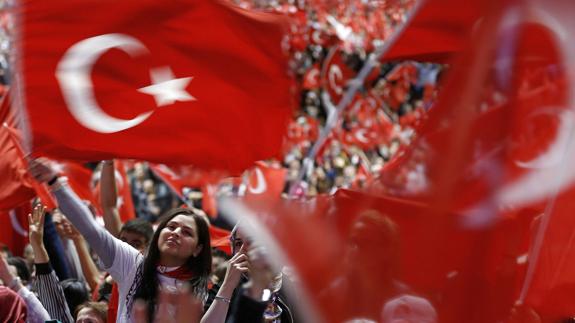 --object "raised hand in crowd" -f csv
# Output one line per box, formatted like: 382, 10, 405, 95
27, 203, 76, 323
100, 160, 122, 237
28, 203, 49, 264
1, 226, 51, 323
221, 244, 249, 293
132, 287, 202, 323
